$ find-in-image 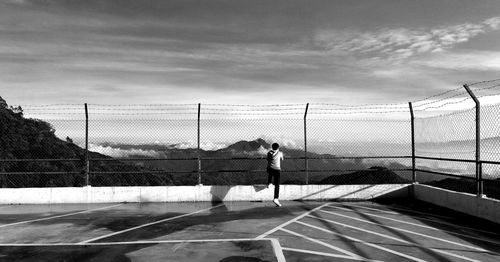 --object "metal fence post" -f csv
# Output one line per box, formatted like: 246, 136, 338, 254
463, 84, 483, 197
304, 103, 309, 185
197, 103, 202, 185
408, 102, 416, 184
84, 103, 90, 186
